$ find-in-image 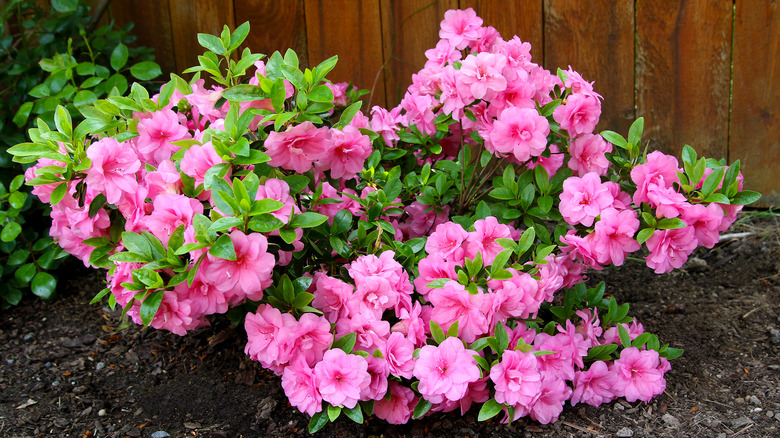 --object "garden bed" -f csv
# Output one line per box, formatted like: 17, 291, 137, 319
1, 215, 778, 438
